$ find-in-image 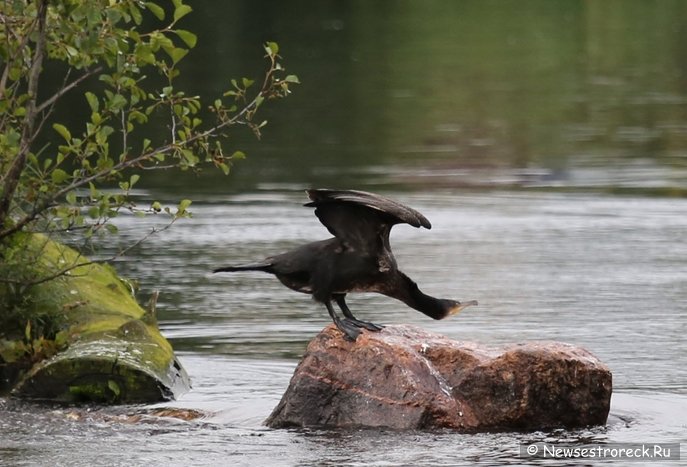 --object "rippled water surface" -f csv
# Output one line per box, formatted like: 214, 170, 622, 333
4, 1, 687, 464
3, 190, 686, 466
